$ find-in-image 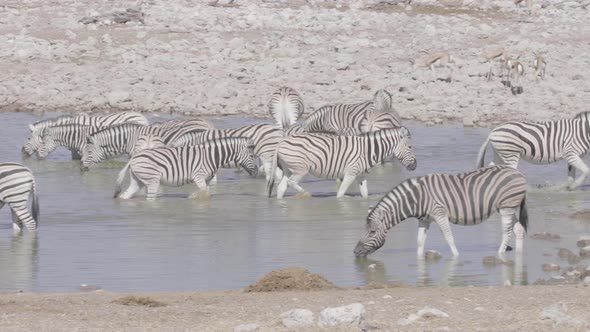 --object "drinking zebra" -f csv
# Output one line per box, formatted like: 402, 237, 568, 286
0, 163, 39, 232
82, 119, 214, 169
267, 127, 417, 199
477, 113, 590, 189
268, 87, 305, 129
36, 125, 97, 159
22, 111, 148, 159
353, 166, 528, 258
172, 123, 284, 181
303, 89, 399, 133
114, 137, 257, 200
